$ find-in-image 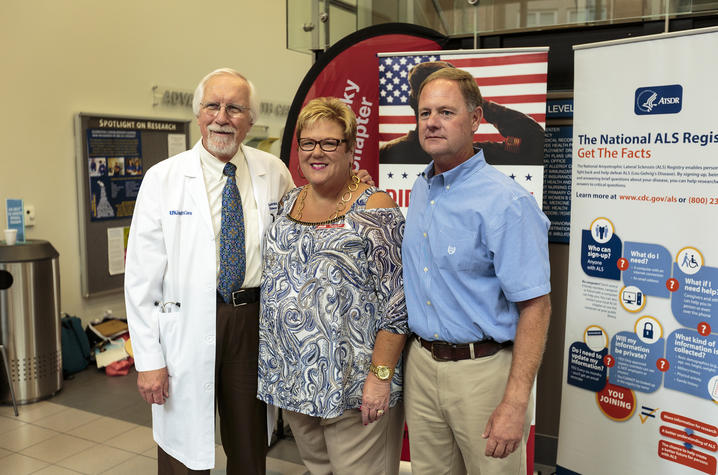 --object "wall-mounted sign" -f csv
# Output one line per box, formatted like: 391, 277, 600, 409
152, 86, 193, 108
260, 102, 291, 117
544, 96, 574, 244
75, 113, 191, 296
152, 85, 291, 120
5, 199, 25, 243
